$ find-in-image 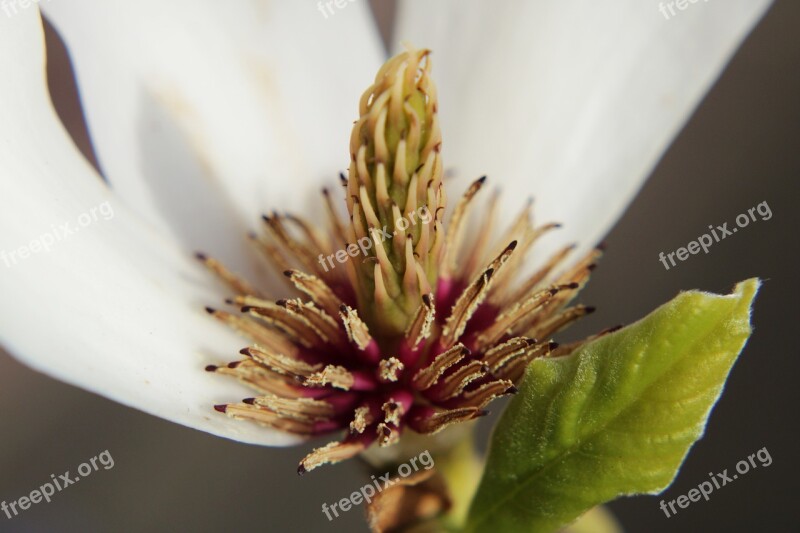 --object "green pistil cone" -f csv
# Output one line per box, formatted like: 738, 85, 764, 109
347, 48, 445, 338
